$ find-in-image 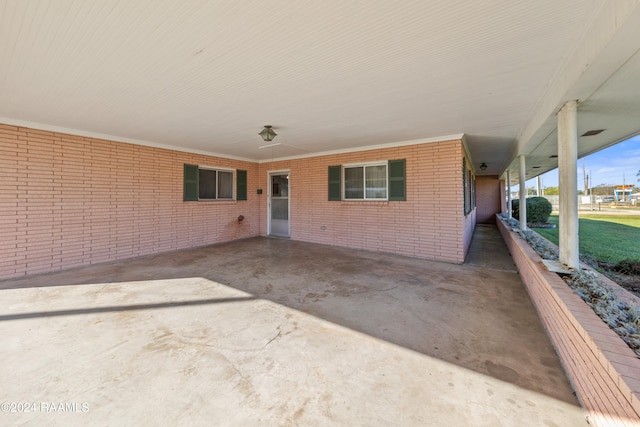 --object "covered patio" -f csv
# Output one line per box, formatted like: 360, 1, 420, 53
0, 226, 586, 425
3, 2, 640, 424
